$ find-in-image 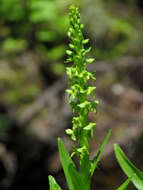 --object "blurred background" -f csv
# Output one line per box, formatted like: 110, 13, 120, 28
0, 0, 143, 189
